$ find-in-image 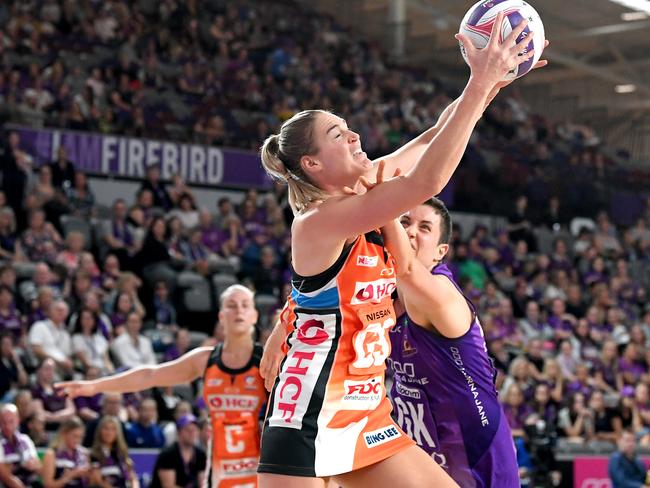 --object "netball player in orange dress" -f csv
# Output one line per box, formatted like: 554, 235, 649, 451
256, 13, 541, 488
57, 285, 267, 488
